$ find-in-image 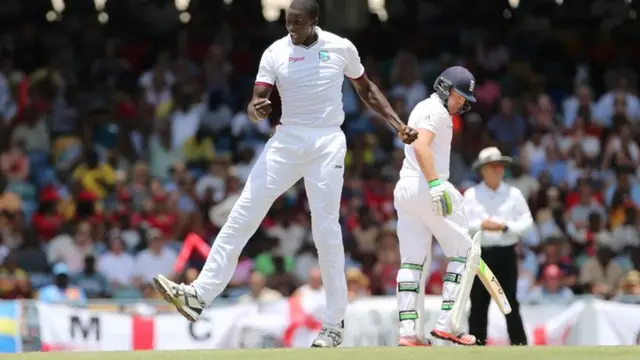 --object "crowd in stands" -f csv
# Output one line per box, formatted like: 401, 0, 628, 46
0, 1, 639, 309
